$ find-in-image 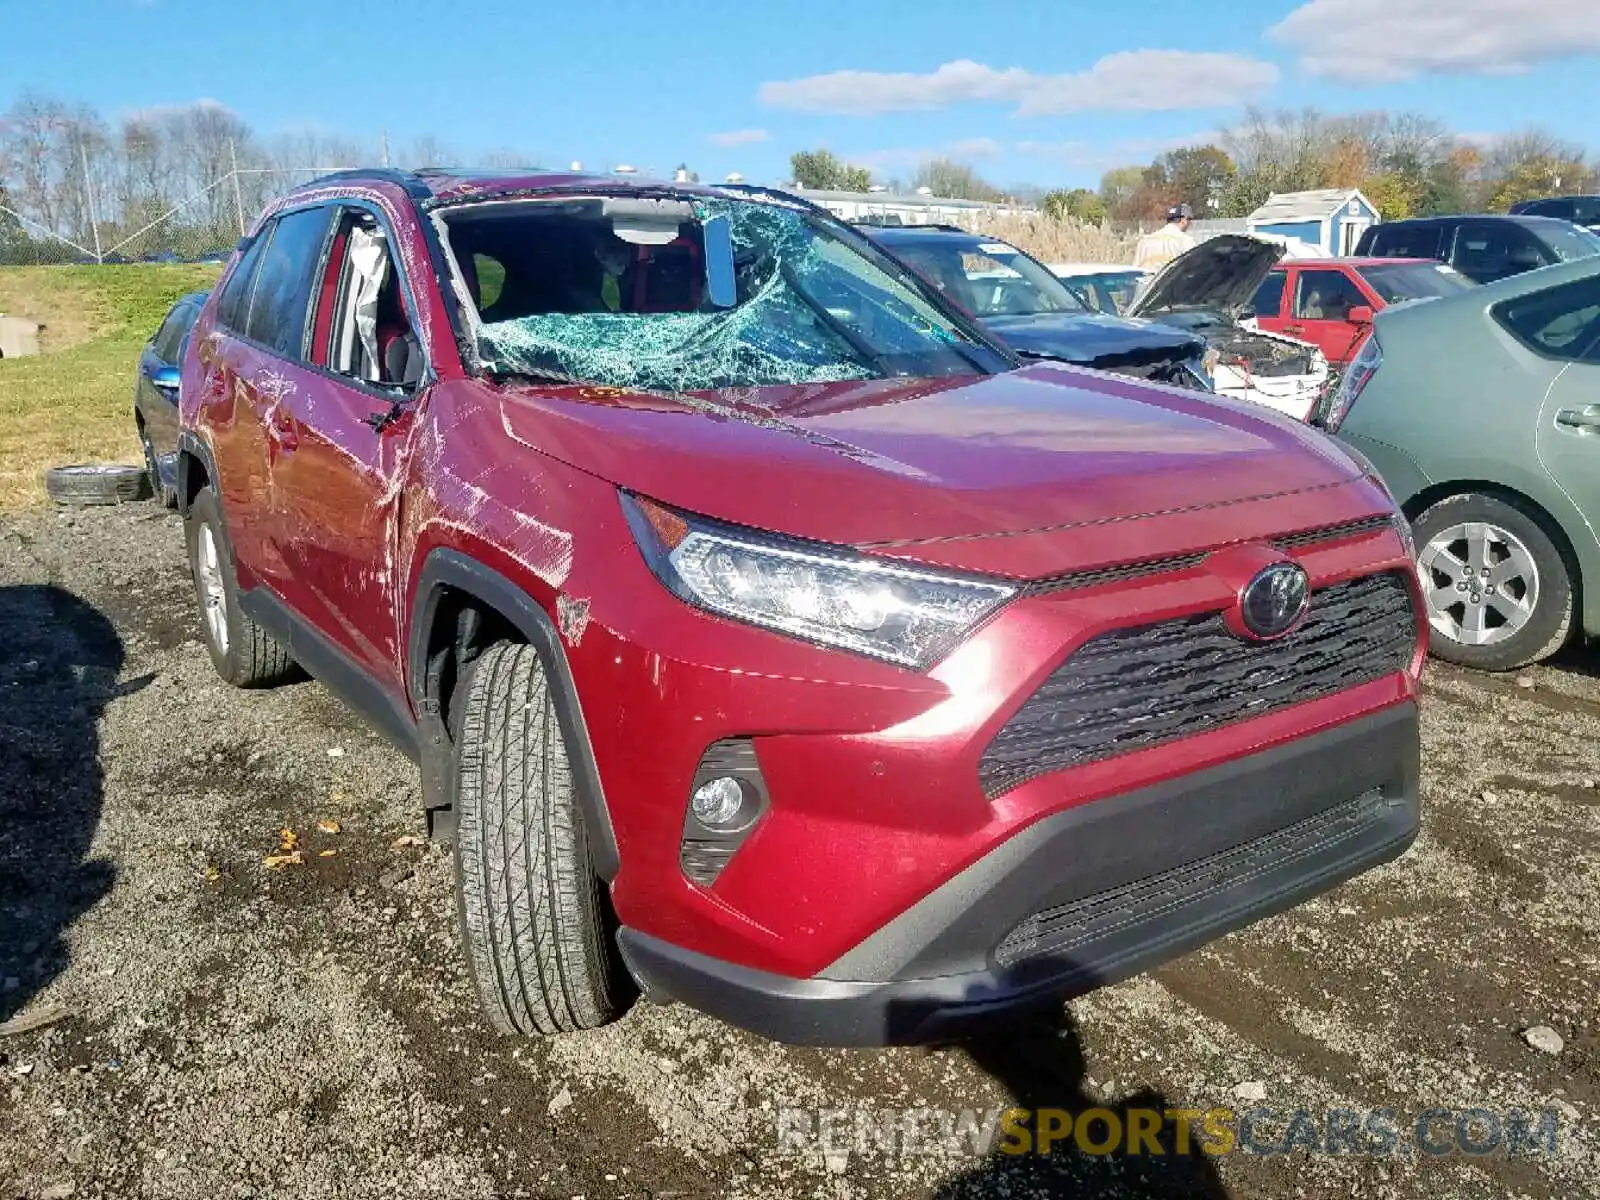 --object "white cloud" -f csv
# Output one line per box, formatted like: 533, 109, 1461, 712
758, 51, 1278, 117
1270, 0, 1600, 83
706, 128, 770, 147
